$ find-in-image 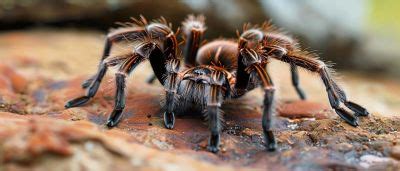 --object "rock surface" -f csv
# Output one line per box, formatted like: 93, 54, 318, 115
0, 30, 399, 170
